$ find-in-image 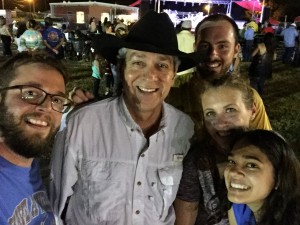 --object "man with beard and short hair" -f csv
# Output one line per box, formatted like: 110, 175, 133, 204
0, 52, 72, 225
165, 14, 271, 136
